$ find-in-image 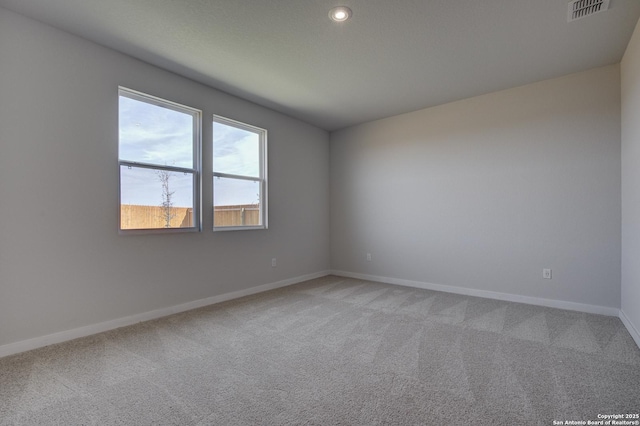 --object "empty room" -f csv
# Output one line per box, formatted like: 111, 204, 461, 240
1, 0, 639, 424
